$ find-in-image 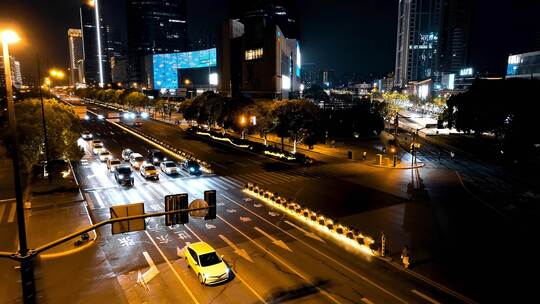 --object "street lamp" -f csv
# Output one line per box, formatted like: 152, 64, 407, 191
1, 29, 36, 302
239, 115, 247, 139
